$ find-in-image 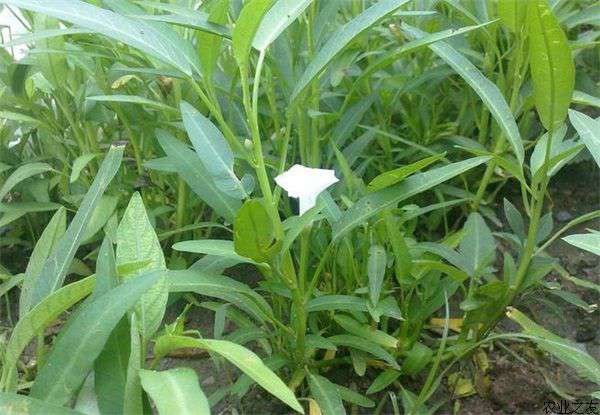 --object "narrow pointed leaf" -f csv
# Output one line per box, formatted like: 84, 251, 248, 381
459, 213, 496, 275
0, 277, 96, 392
528, 0, 574, 130
87, 95, 178, 113
0, 162, 53, 201
69, 153, 98, 183
333, 157, 490, 240
0, 393, 84, 415
117, 192, 168, 338
30, 271, 162, 406
153, 335, 303, 413
402, 24, 524, 163
28, 144, 123, 310
497, 0, 527, 32
253, 0, 313, 51
131, 12, 229, 37
232, 0, 273, 72
0, 0, 199, 75
367, 245, 387, 306
140, 368, 210, 415
507, 308, 600, 385
123, 314, 143, 415
19, 207, 66, 318
308, 373, 346, 415
292, 0, 410, 100
563, 233, 600, 256
180, 101, 246, 199
157, 131, 240, 222
569, 109, 600, 168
